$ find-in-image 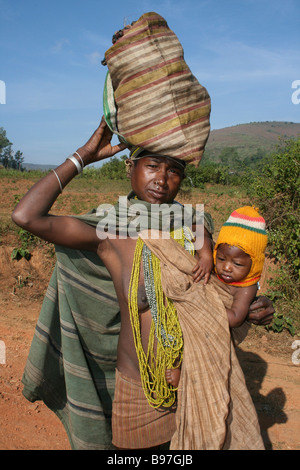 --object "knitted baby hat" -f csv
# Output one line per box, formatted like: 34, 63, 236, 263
213, 206, 268, 287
